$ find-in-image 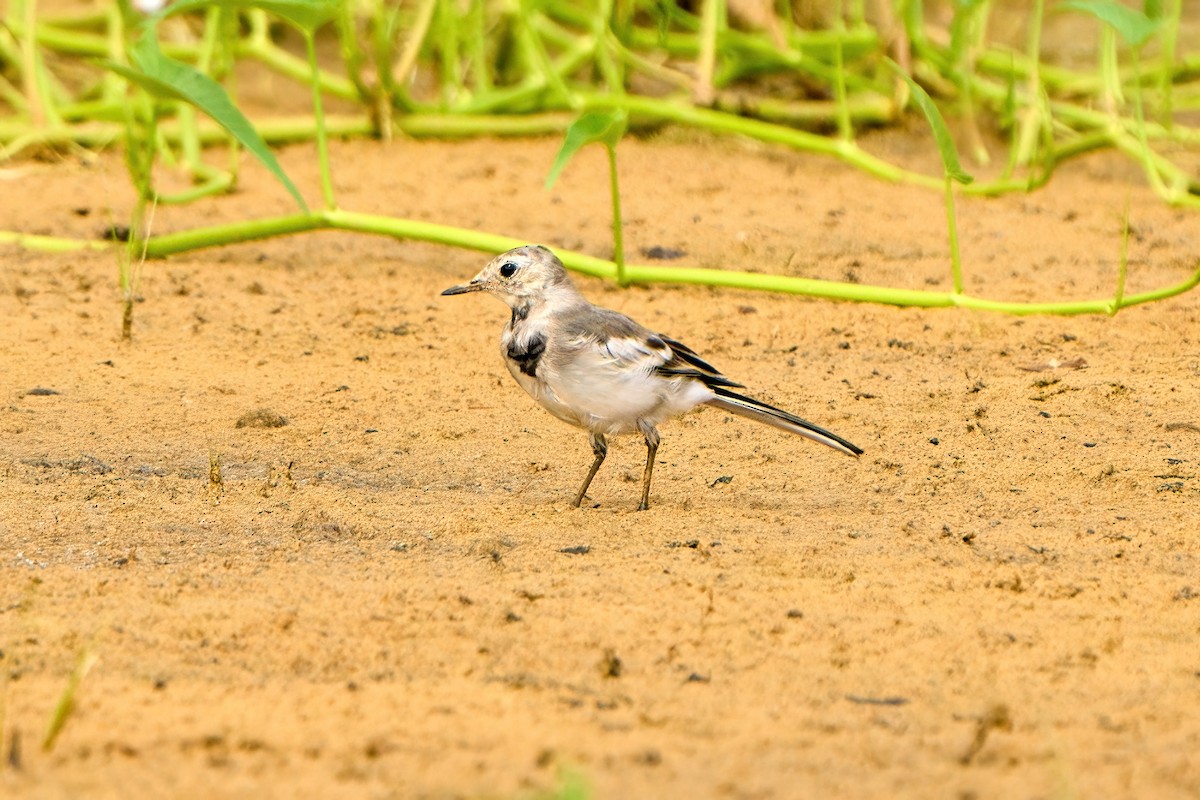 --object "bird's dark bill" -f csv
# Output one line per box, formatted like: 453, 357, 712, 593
441, 282, 483, 296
